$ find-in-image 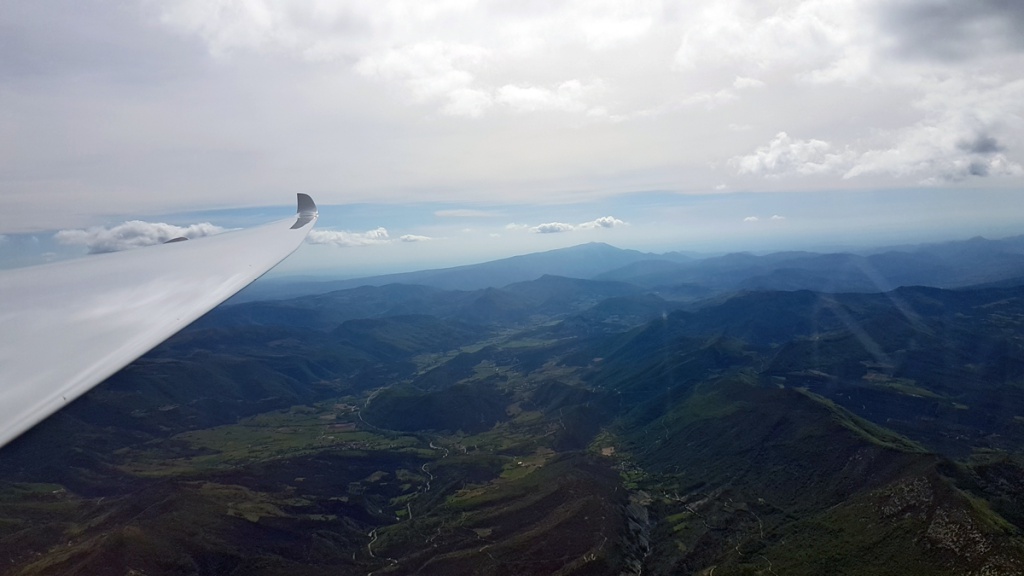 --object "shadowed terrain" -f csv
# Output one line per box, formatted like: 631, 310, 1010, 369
4, 239, 1024, 575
